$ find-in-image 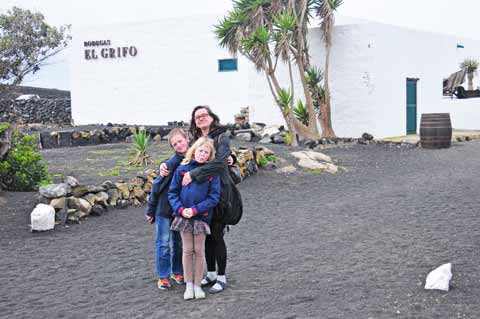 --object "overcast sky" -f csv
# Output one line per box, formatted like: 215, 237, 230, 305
1, 0, 479, 89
